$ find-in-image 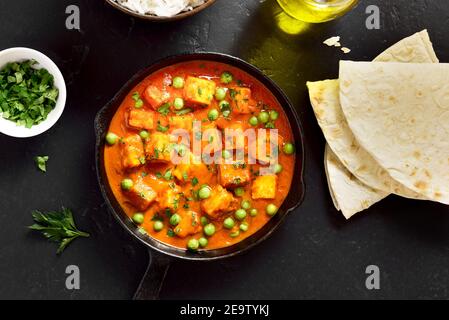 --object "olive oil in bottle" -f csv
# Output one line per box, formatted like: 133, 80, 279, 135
276, 0, 359, 23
